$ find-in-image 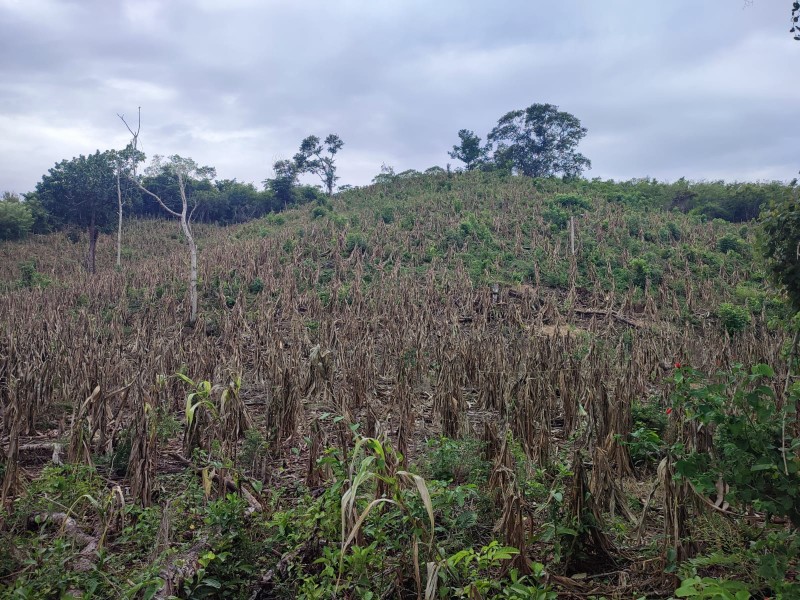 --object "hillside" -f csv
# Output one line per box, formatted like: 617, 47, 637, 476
0, 172, 796, 598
